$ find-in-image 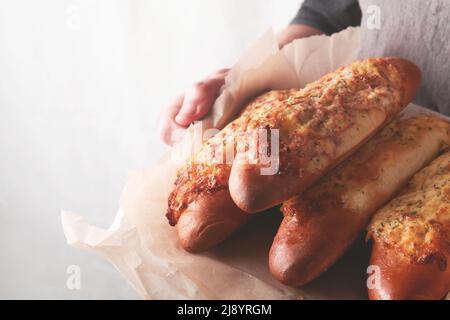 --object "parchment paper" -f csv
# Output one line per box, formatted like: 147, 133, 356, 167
61, 27, 450, 300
